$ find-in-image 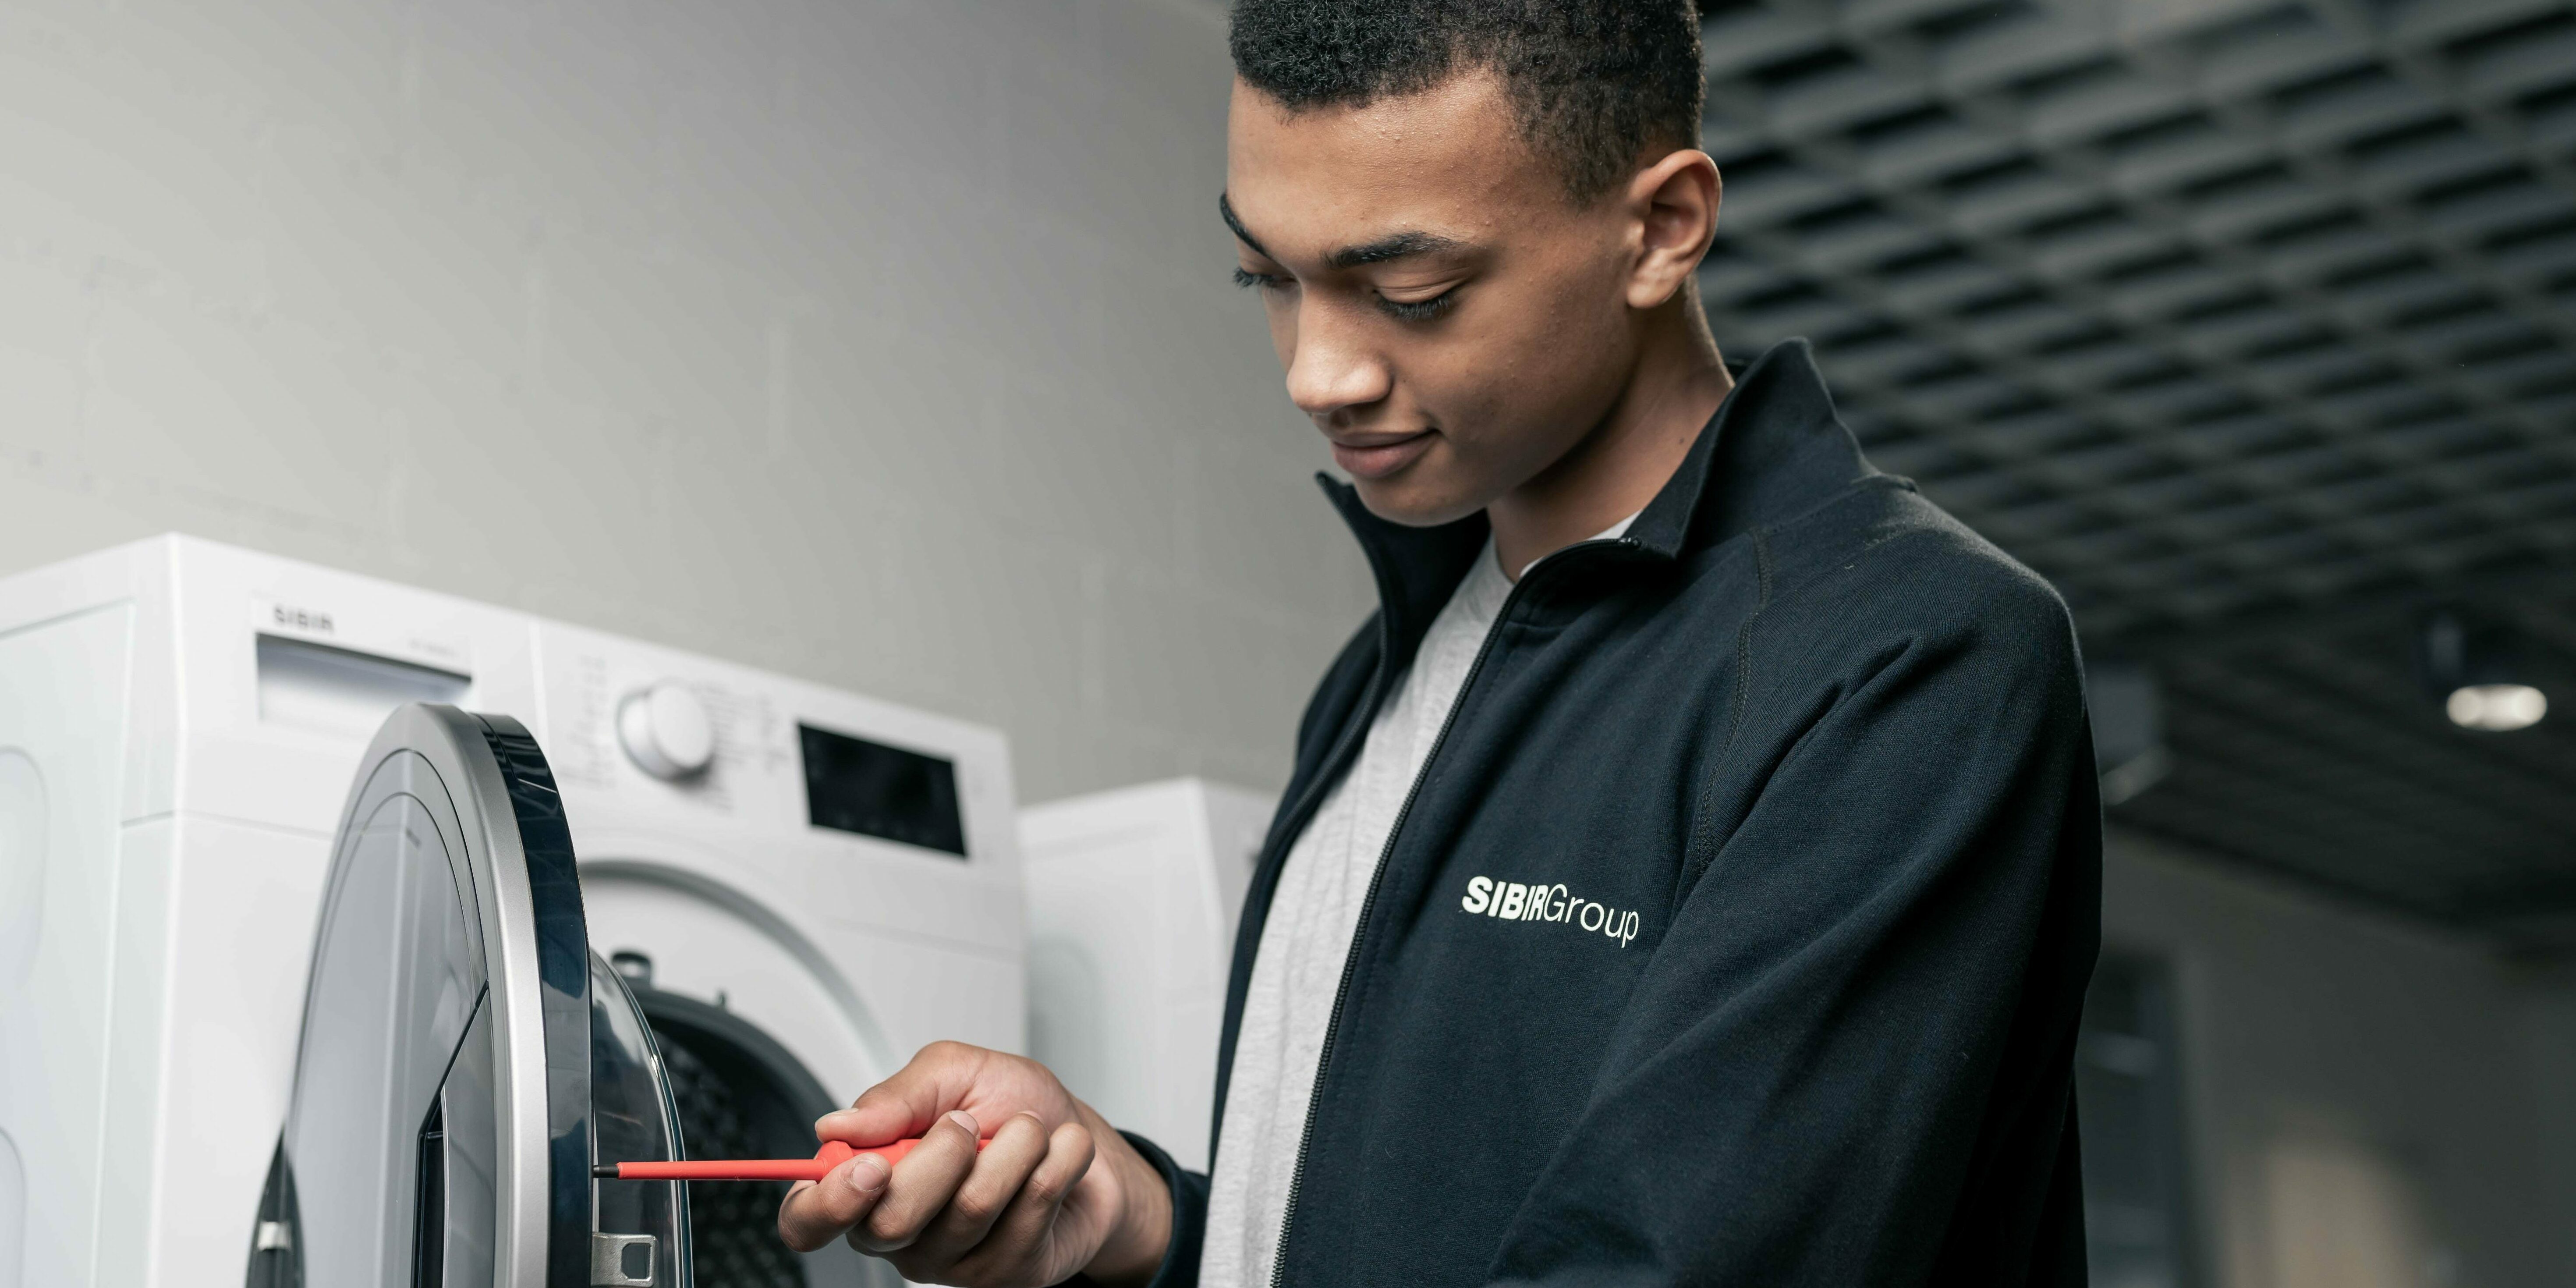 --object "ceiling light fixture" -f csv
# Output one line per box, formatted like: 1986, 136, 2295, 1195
2418, 609, 2547, 733
2445, 683, 2547, 732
